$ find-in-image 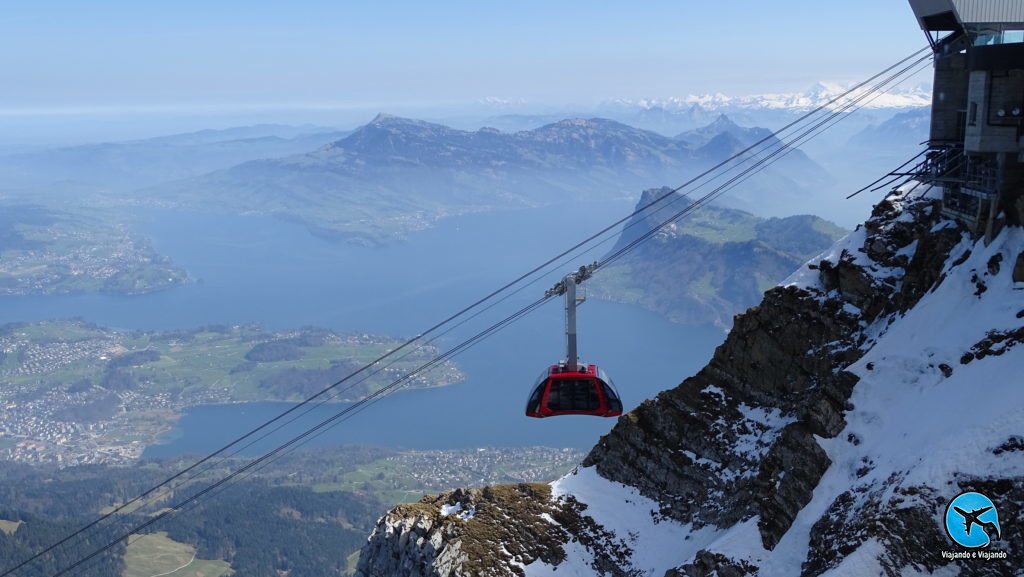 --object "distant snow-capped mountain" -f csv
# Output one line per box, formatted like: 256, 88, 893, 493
608, 82, 932, 113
